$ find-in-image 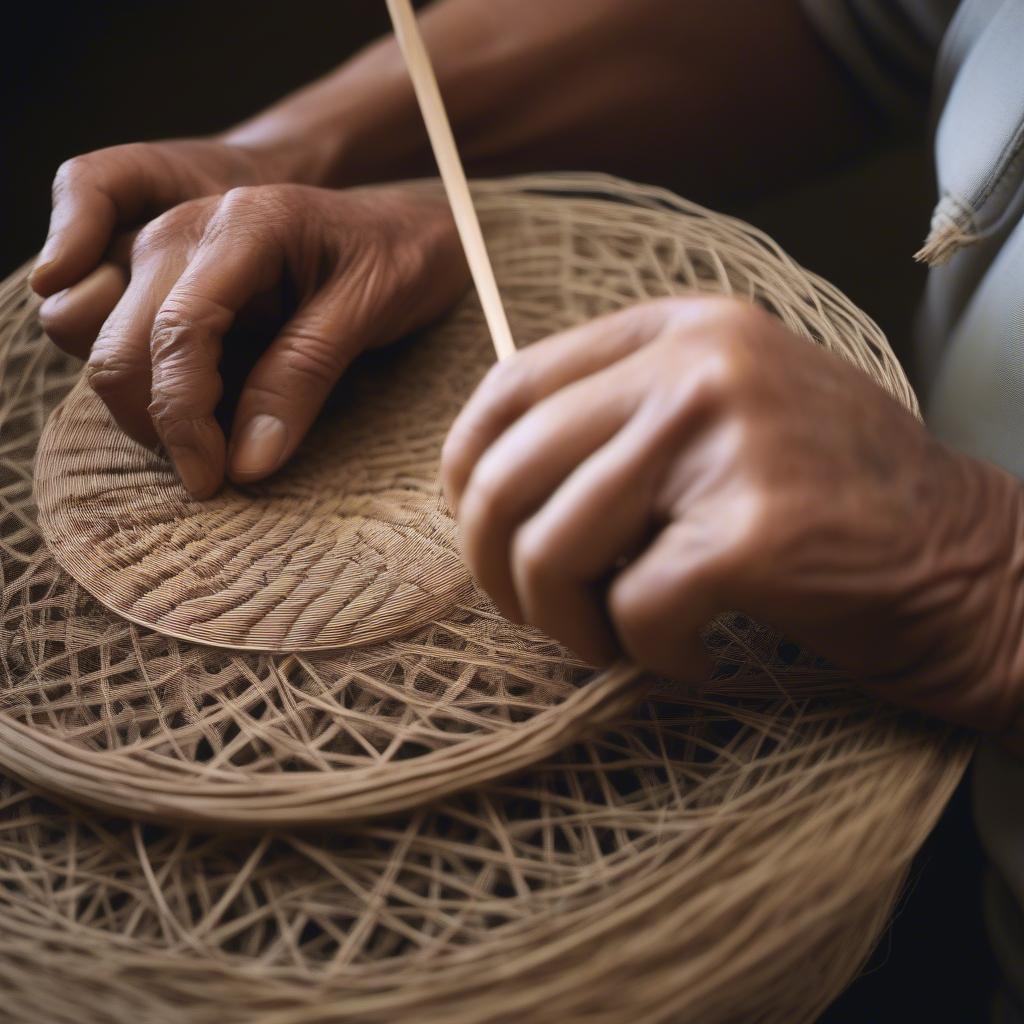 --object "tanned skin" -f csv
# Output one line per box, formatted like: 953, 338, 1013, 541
31, 1, 1024, 747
